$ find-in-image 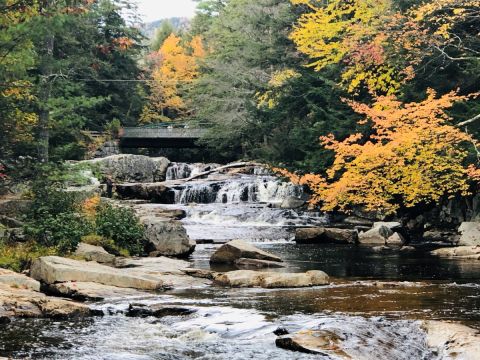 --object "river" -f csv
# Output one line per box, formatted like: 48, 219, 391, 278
1, 163, 479, 359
